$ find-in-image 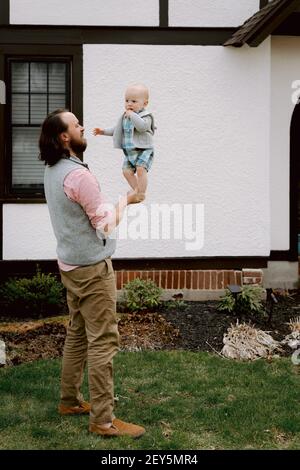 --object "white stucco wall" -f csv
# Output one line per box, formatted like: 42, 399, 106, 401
169, 0, 259, 27
9, 0, 159, 26
10, 0, 260, 27
270, 37, 300, 251
3, 204, 57, 259
83, 42, 270, 259
3, 41, 271, 260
